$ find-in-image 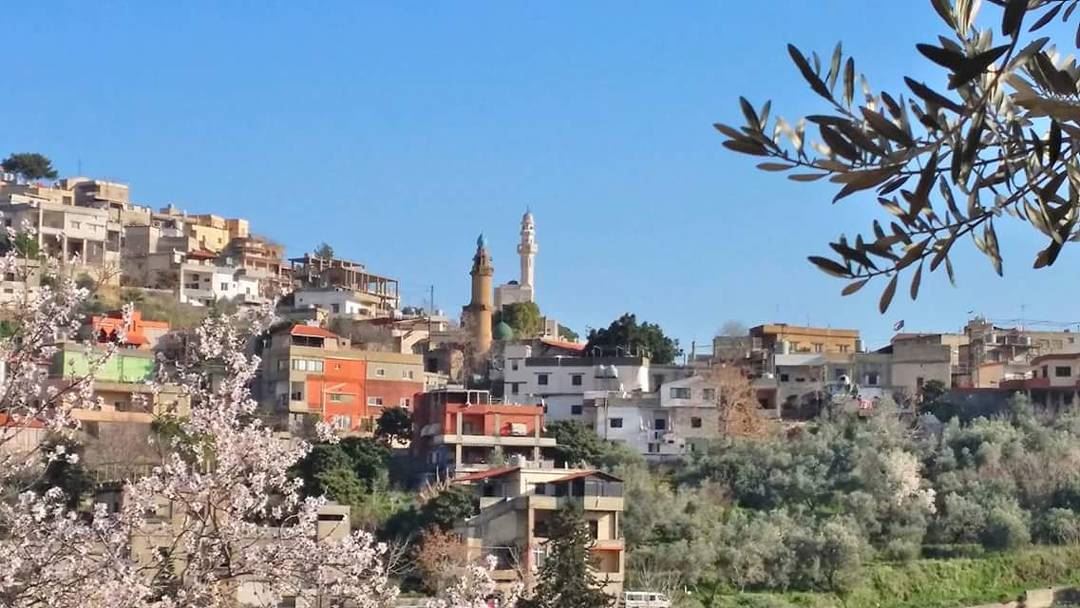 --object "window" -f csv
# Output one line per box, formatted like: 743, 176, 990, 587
332, 415, 350, 430
292, 359, 324, 372
220, 282, 229, 291
588, 520, 599, 539
670, 387, 691, 399
367, 397, 383, 406
375, 368, 386, 377
400, 397, 410, 407
537, 373, 549, 386
691, 417, 703, 428
571, 374, 583, 386
277, 360, 288, 371
331, 304, 340, 313
2, 272, 13, 282
534, 483, 547, 495
609, 417, 623, 429
833, 368, 848, 380
917, 377, 925, 389
702, 388, 716, 401
511, 360, 519, 371
290, 382, 304, 402
795, 377, 805, 383
813, 343, 824, 353
839, 344, 851, 353
647, 442, 659, 453
865, 372, 879, 386
1043, 365, 1050, 378
779, 373, 790, 382
510, 383, 519, 395
1056, 366, 1072, 377
571, 404, 583, 415
402, 369, 414, 379
654, 419, 667, 431
328, 393, 344, 402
